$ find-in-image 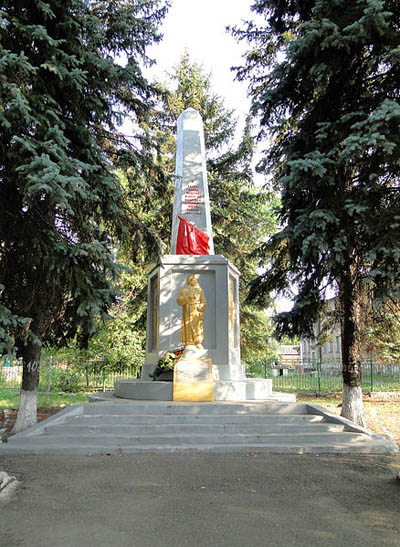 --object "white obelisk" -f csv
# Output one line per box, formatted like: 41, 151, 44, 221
170, 108, 214, 254
113, 107, 274, 402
